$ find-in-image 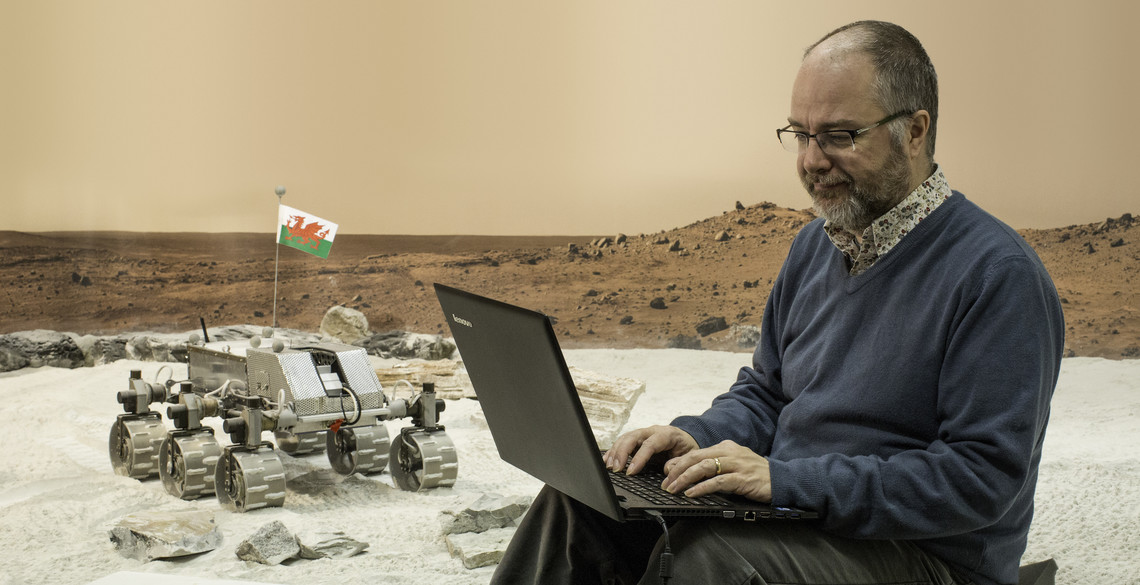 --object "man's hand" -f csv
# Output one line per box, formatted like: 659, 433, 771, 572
603, 425, 699, 476
660, 440, 772, 503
